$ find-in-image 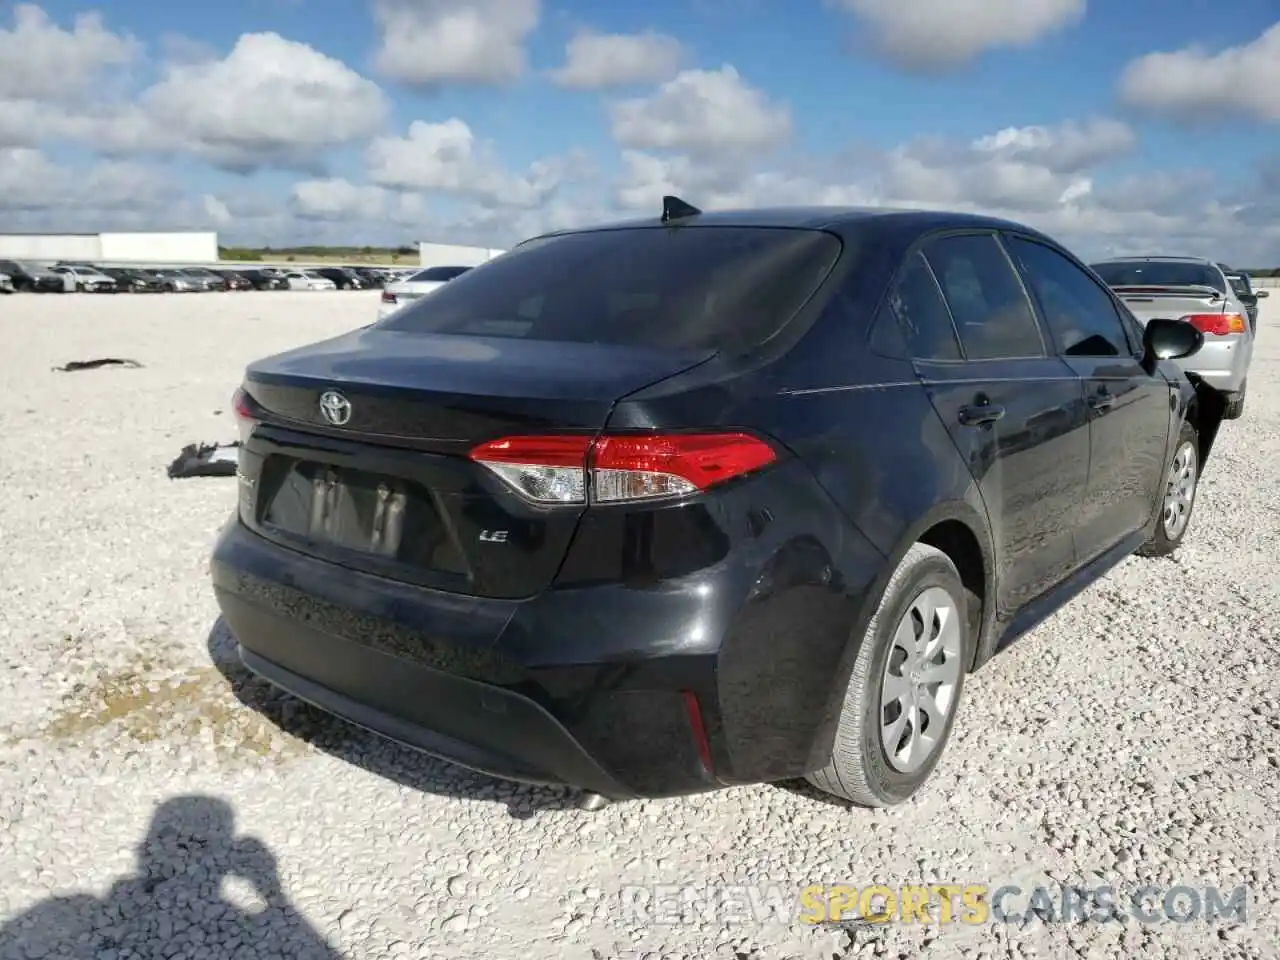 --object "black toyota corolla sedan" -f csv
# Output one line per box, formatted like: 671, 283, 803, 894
212, 199, 1213, 807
